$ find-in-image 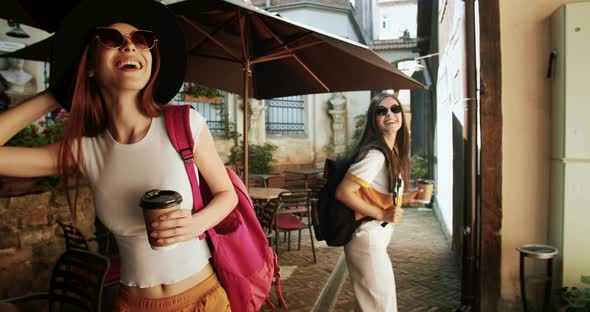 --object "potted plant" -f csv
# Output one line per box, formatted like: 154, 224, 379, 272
182, 82, 222, 104
560, 276, 590, 311
227, 142, 278, 174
